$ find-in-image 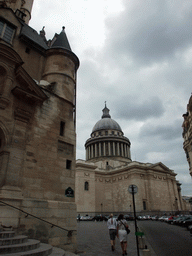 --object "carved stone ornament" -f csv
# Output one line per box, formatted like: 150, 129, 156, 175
0, 96, 10, 109
84, 172, 90, 177
21, 0, 25, 7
